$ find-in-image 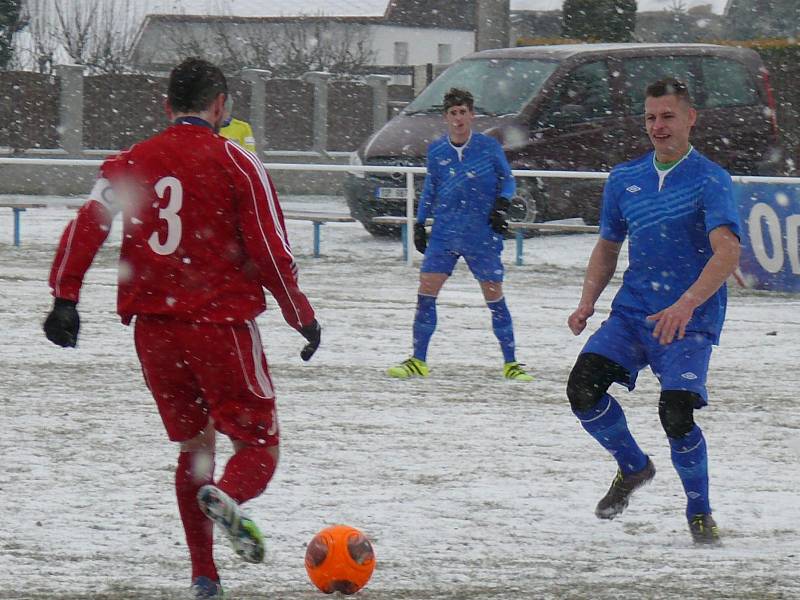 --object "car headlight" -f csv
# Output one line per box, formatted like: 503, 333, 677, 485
348, 152, 365, 179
